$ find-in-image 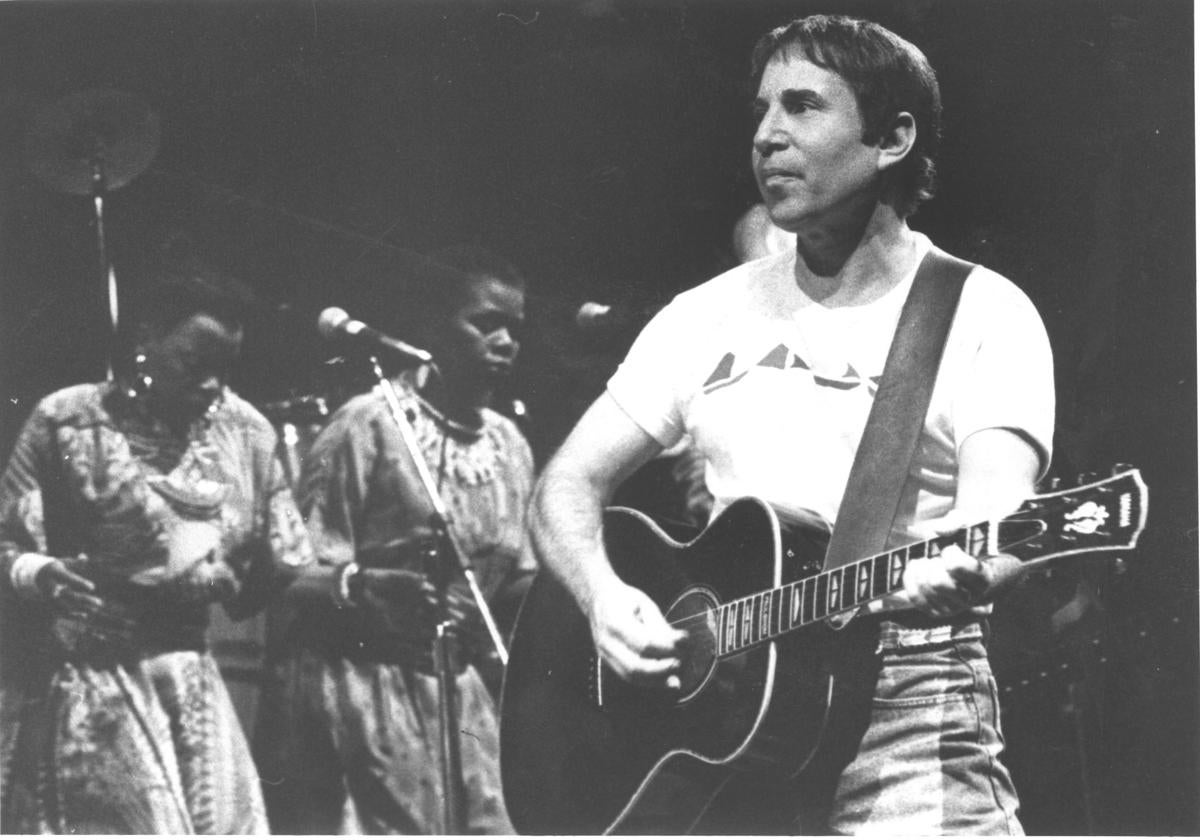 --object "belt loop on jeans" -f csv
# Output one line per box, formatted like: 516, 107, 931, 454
876, 612, 986, 653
